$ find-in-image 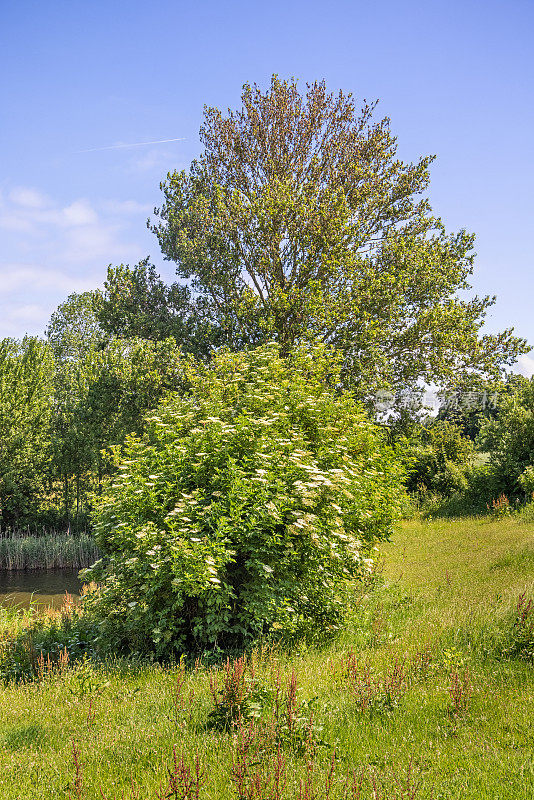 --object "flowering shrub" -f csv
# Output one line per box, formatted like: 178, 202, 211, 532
84, 343, 404, 656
